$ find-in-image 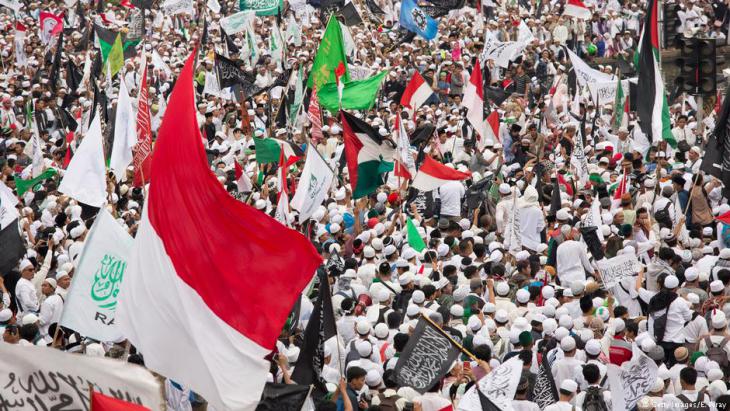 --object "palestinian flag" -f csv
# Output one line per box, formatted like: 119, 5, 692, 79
636, 0, 675, 147
411, 156, 471, 192
253, 138, 304, 165
341, 110, 395, 199
94, 24, 139, 61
